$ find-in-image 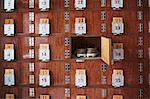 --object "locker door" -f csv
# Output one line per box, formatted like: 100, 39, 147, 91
101, 37, 112, 65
